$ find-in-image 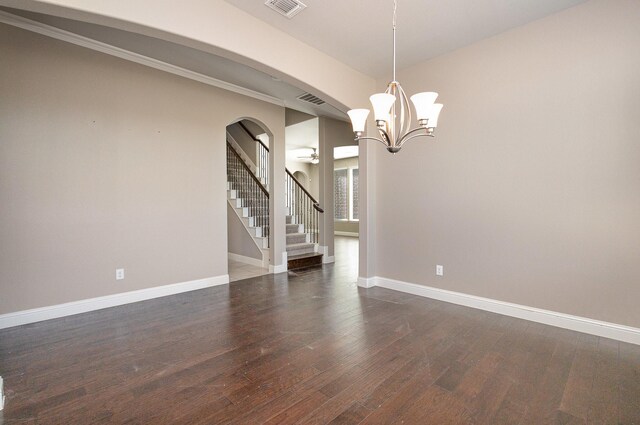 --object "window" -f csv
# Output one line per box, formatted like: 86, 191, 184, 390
351, 168, 359, 220
334, 167, 359, 221
334, 169, 348, 220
